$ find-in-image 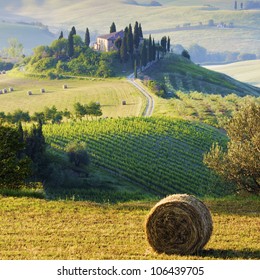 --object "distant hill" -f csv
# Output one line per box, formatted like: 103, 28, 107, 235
143, 54, 260, 97
0, 0, 259, 56
205, 60, 260, 88
0, 21, 55, 55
